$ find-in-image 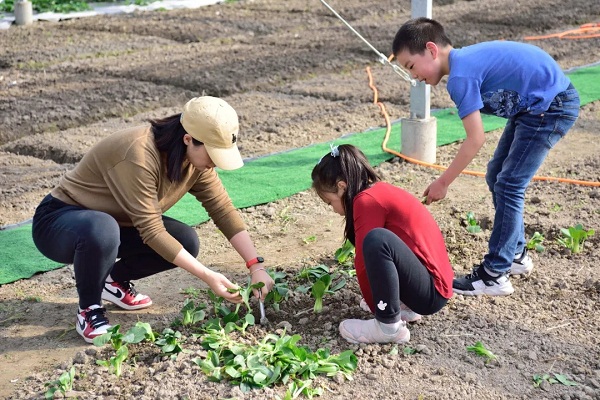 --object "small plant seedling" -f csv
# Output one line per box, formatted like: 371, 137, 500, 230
310, 273, 346, 313
44, 366, 75, 399
526, 231, 545, 252
180, 286, 203, 298
93, 322, 155, 349
533, 373, 578, 387
174, 298, 207, 327
155, 328, 184, 359
96, 345, 129, 377
466, 341, 497, 363
302, 235, 317, 244
334, 239, 355, 267
279, 206, 297, 230
297, 264, 329, 282
465, 212, 482, 234
556, 224, 595, 253
311, 274, 331, 313
264, 269, 290, 312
